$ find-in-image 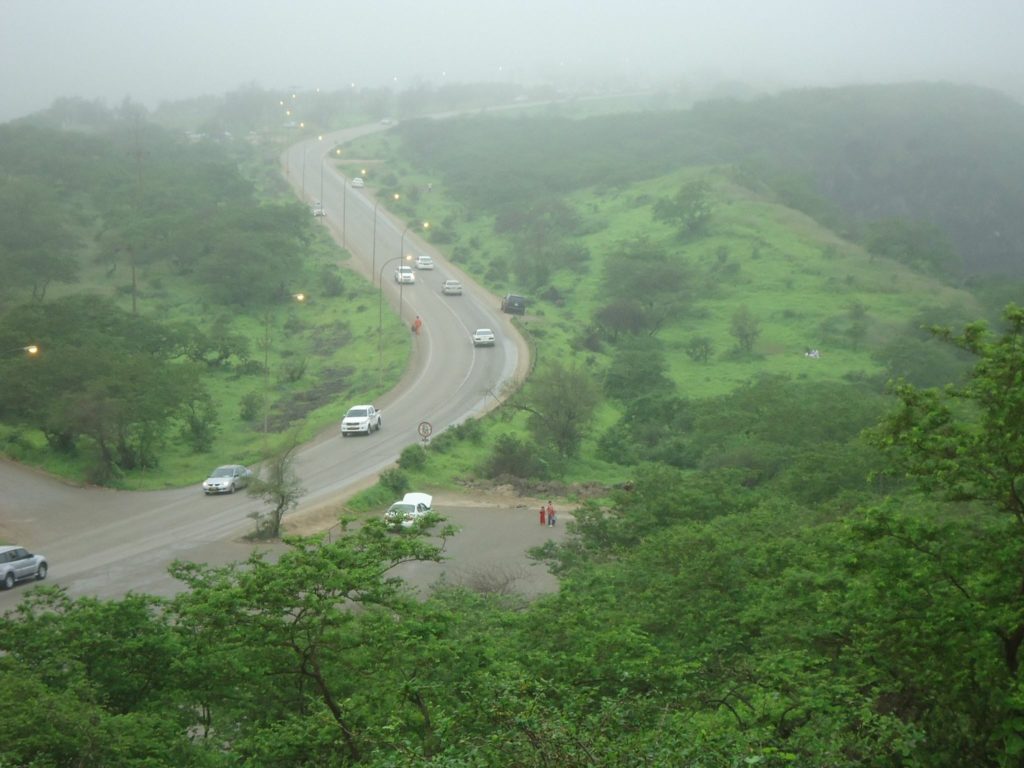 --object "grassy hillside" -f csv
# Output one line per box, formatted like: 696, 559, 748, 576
339, 108, 982, 498
397, 82, 1024, 276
